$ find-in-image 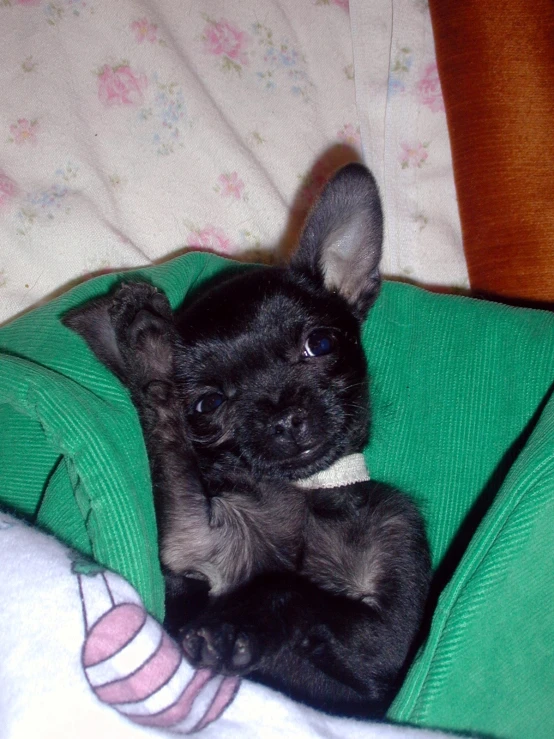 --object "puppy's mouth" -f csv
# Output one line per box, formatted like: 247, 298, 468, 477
292, 443, 324, 463
273, 442, 338, 479
298, 443, 329, 462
